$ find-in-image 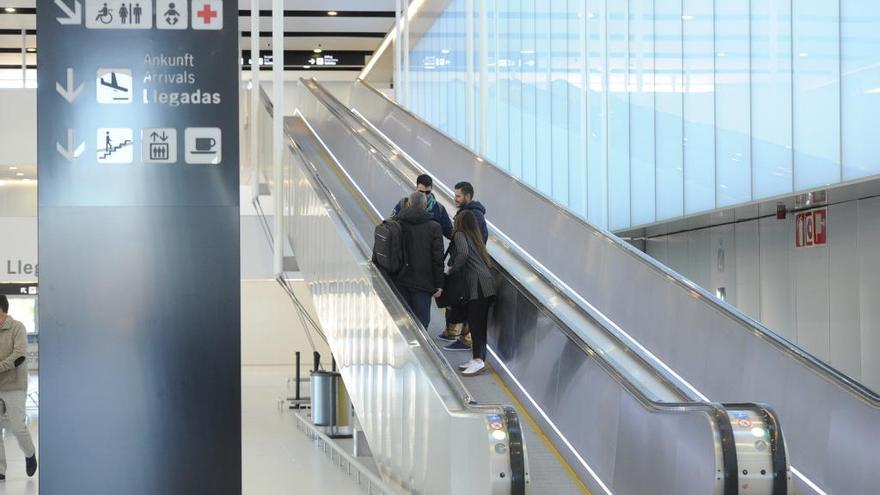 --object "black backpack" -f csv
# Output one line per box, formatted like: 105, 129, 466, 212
373, 218, 405, 275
